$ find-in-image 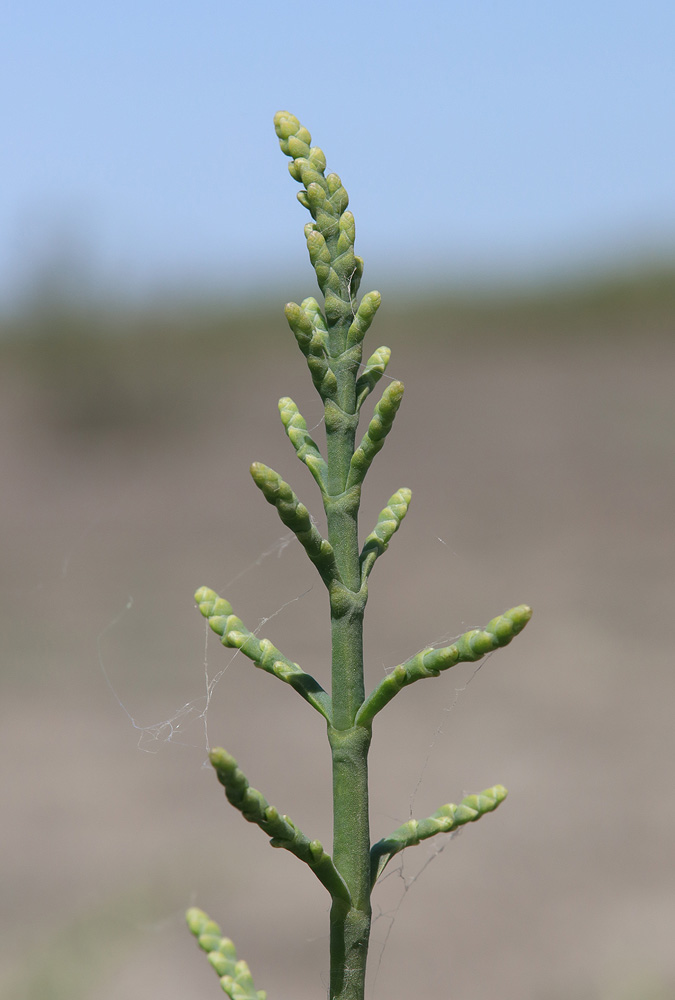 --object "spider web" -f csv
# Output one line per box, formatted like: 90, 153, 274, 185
93, 339, 405, 759
95, 531, 308, 756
